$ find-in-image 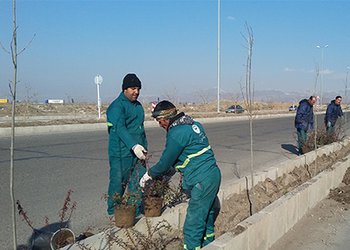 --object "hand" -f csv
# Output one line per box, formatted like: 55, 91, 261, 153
132, 144, 147, 160
139, 172, 152, 188
327, 121, 332, 128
